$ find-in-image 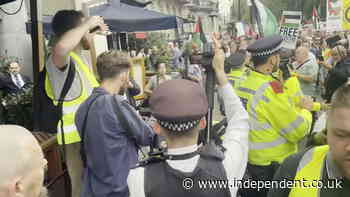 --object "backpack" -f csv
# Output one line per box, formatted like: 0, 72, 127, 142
34, 59, 75, 134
